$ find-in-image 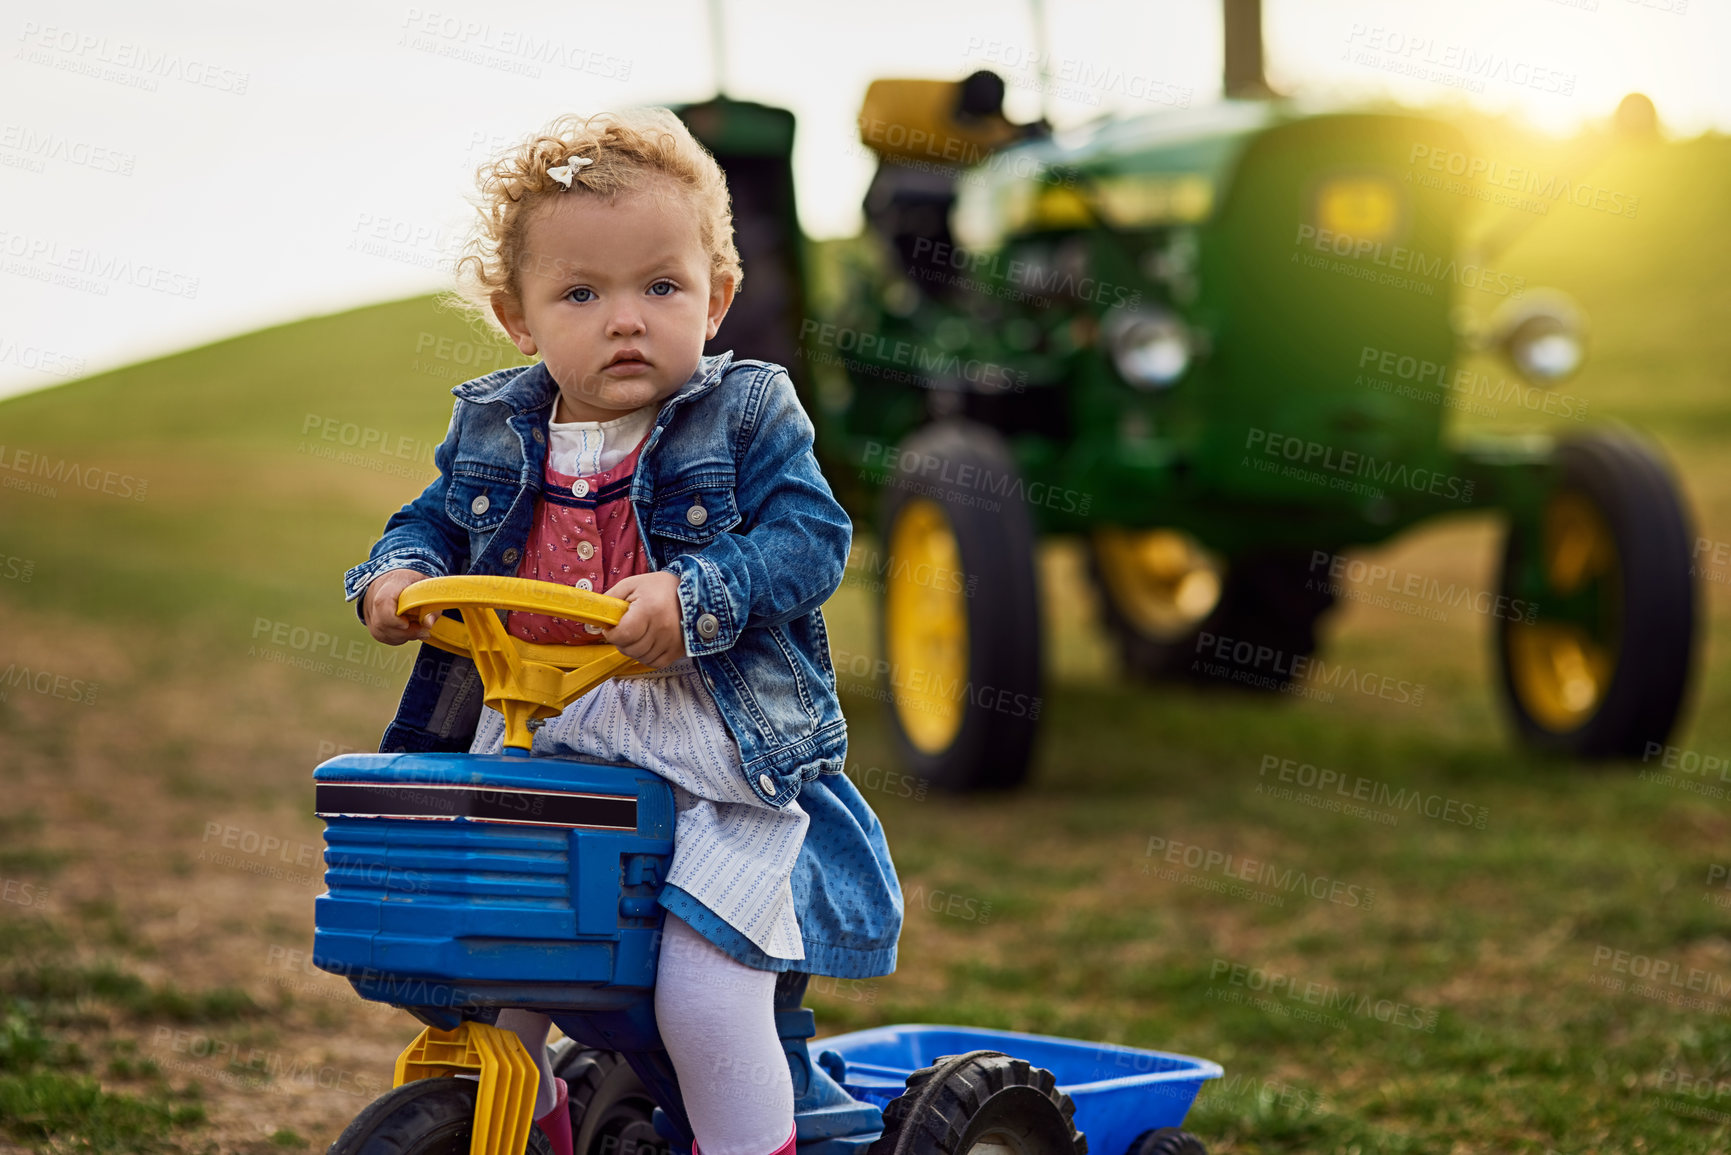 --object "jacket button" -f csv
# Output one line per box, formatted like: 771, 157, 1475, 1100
574, 479, 590, 498
532, 427, 545, 443
471, 494, 490, 515
696, 613, 720, 640
501, 548, 520, 564
576, 578, 593, 591
758, 774, 775, 795
686, 503, 708, 526
576, 540, 595, 560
